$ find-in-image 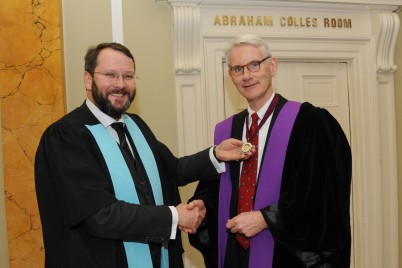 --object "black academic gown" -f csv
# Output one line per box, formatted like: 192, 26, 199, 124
189, 95, 352, 268
35, 102, 219, 268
